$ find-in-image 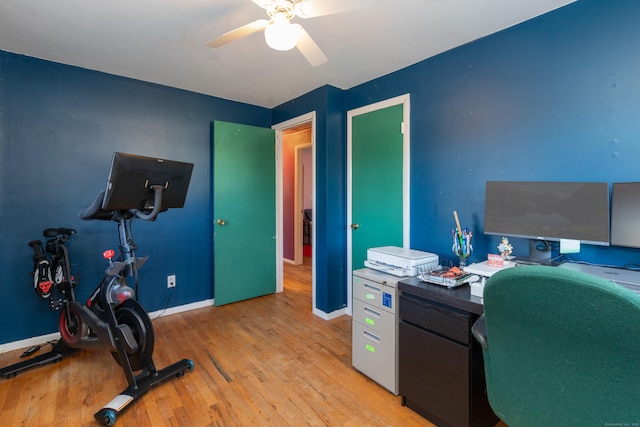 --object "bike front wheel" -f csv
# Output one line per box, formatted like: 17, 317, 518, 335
111, 299, 155, 371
